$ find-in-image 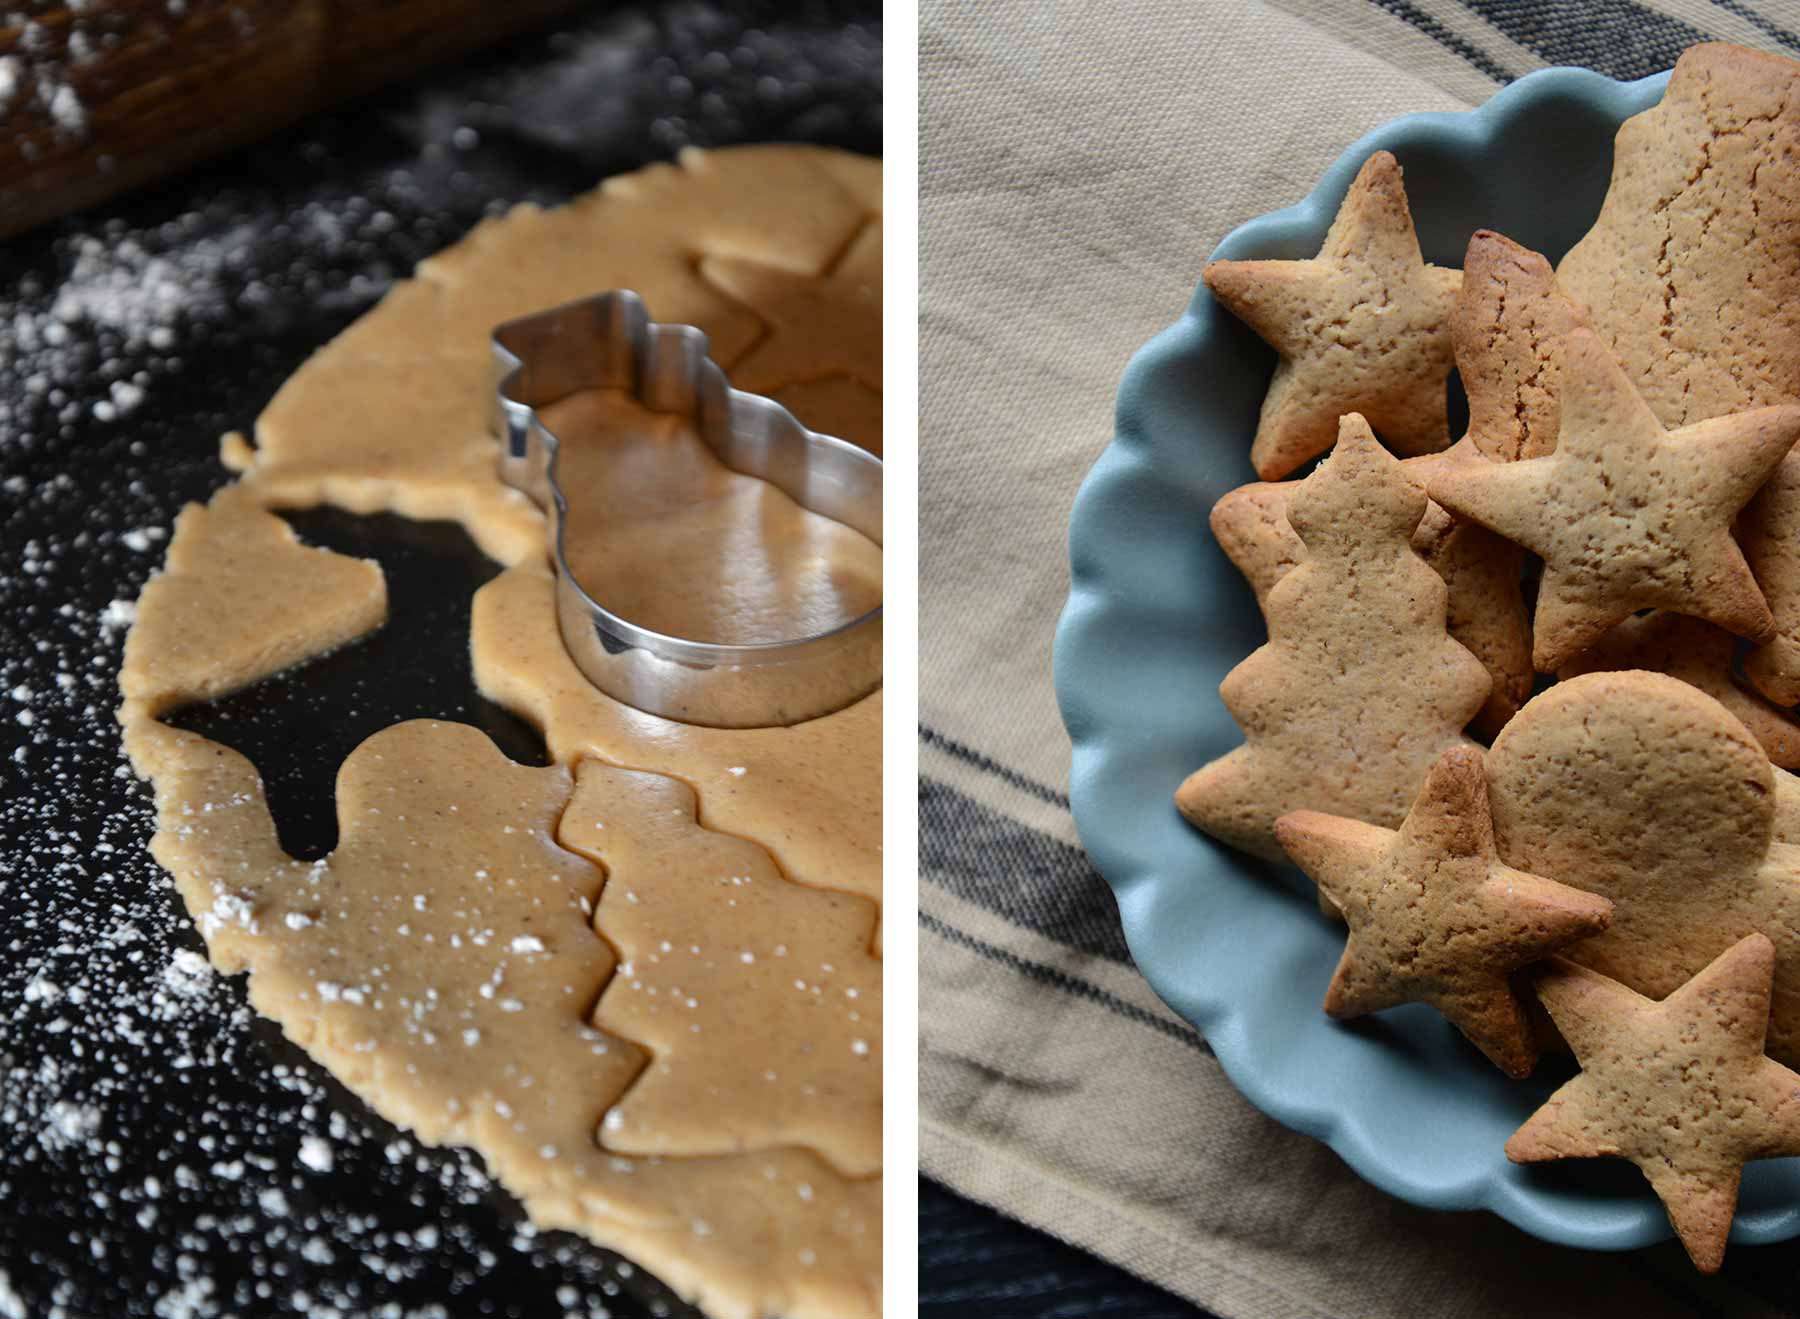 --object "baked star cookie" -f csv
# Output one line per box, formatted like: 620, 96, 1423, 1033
1508, 935, 1800, 1273
1176, 414, 1489, 864
1486, 670, 1800, 1069
1204, 151, 1460, 479
1557, 611, 1800, 769
1428, 328, 1800, 671
1555, 44, 1800, 704
1275, 746, 1611, 1076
